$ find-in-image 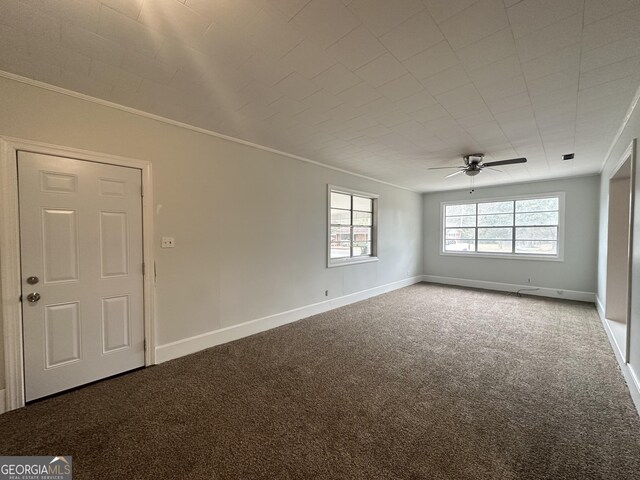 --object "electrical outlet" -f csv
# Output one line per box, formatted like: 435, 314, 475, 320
161, 237, 175, 248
